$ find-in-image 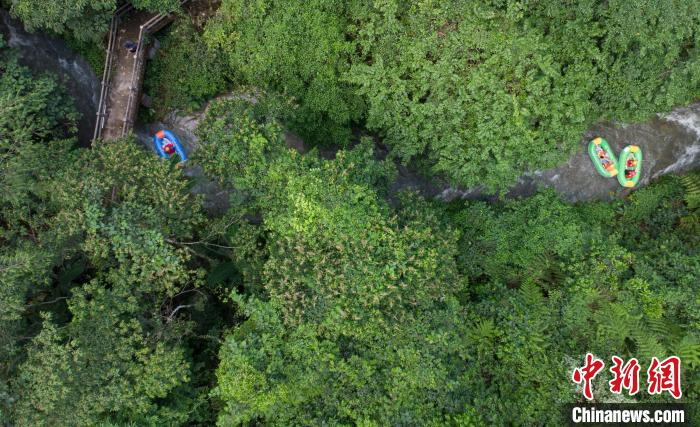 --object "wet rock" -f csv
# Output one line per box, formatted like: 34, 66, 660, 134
141, 94, 153, 108
147, 37, 160, 60
284, 131, 306, 154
